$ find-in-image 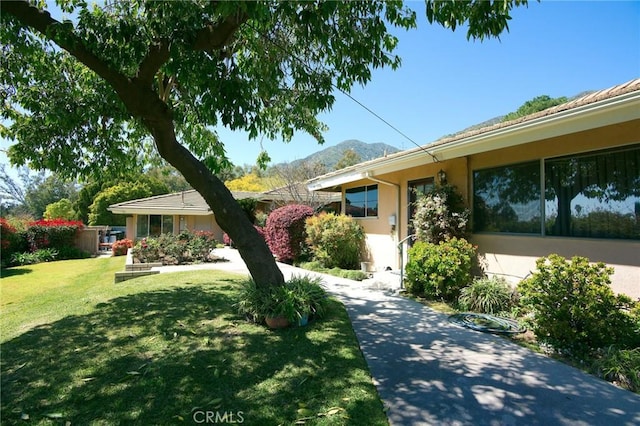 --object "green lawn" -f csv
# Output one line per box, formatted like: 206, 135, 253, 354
1, 259, 387, 425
